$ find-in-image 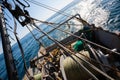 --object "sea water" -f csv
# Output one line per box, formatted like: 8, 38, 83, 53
0, 0, 120, 79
